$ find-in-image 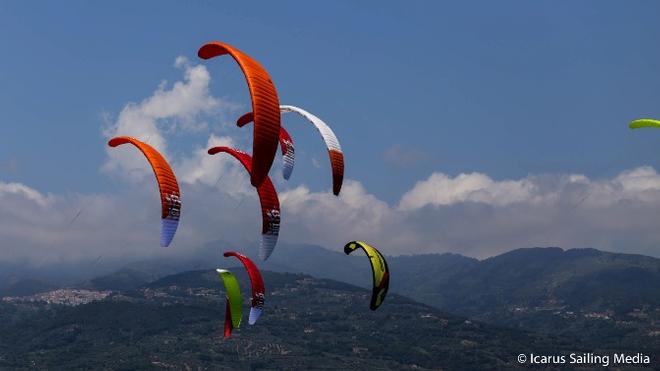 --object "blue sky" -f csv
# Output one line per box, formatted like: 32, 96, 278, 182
1, 1, 659, 201
2, 1, 660, 261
